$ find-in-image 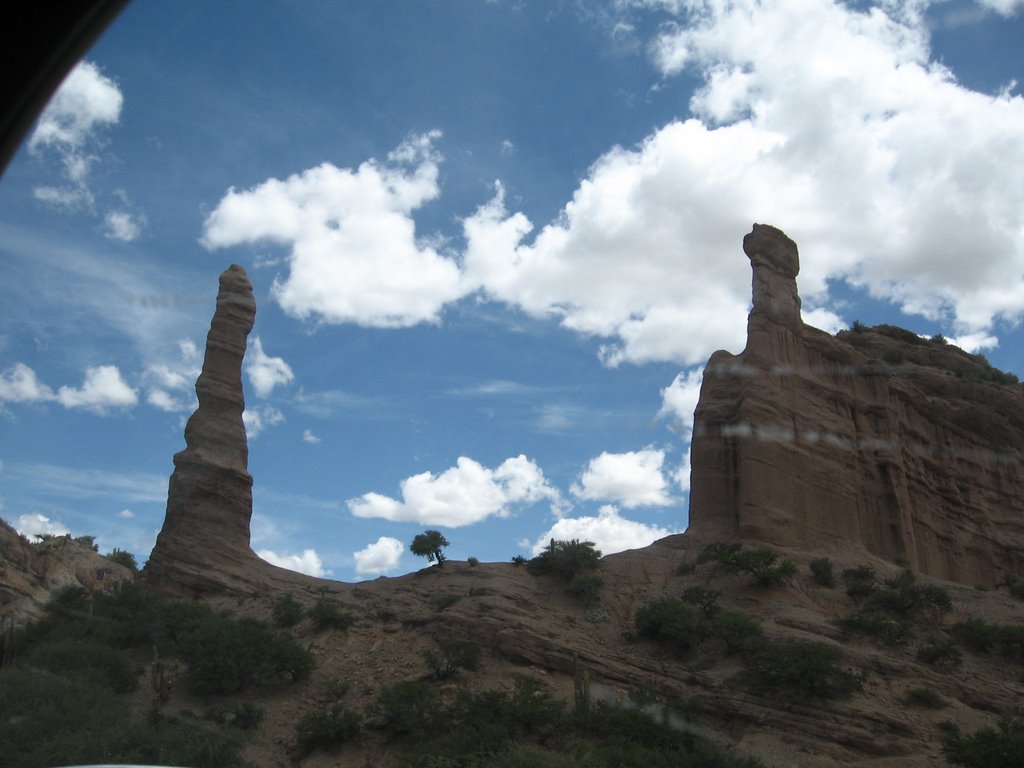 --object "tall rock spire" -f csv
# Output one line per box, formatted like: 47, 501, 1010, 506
688, 225, 1024, 585
147, 266, 268, 593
